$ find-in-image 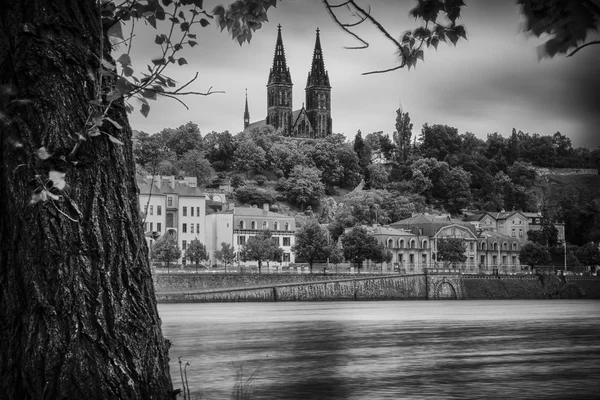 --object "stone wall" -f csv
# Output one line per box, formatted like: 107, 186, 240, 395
154, 273, 600, 302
